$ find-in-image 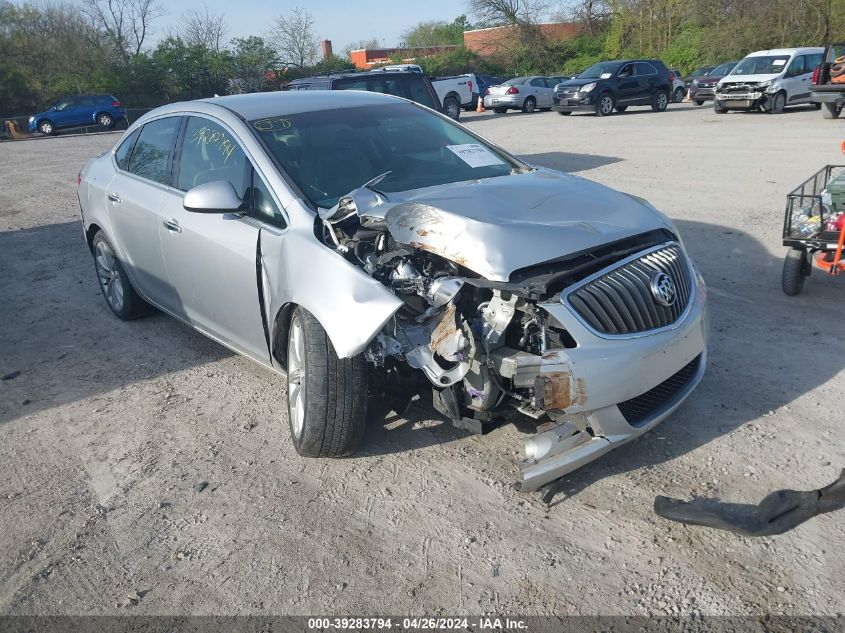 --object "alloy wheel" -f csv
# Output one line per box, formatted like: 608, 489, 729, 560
94, 240, 125, 312
658, 93, 668, 110
287, 316, 306, 438
600, 96, 613, 115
